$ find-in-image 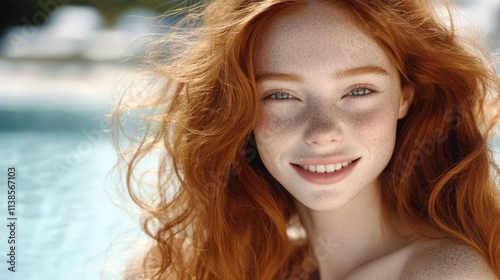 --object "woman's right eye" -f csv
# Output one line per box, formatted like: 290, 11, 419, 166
265, 91, 293, 100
